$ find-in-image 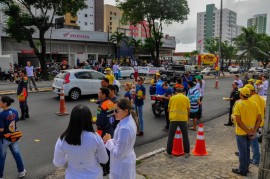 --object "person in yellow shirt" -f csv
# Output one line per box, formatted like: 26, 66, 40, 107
244, 84, 265, 165
232, 87, 262, 176
166, 88, 191, 158
105, 68, 115, 85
